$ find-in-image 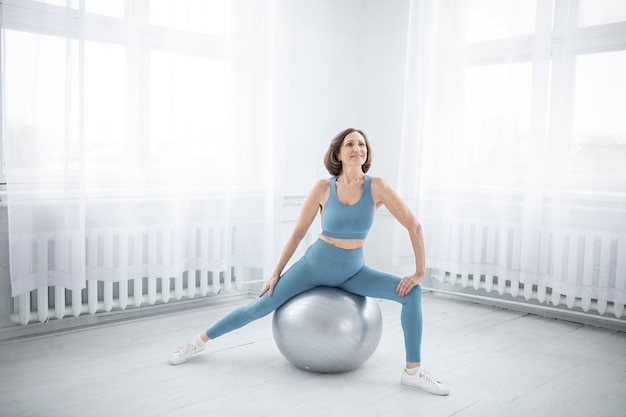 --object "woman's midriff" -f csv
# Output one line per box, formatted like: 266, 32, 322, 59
319, 234, 365, 250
